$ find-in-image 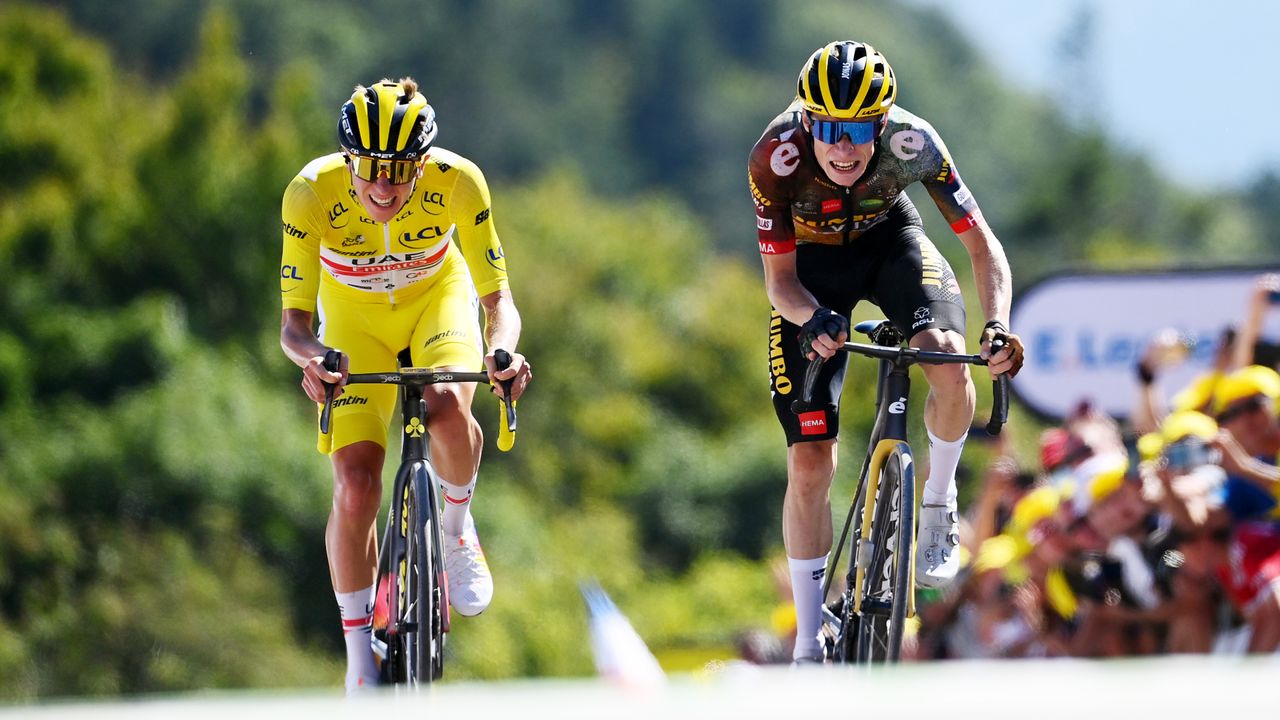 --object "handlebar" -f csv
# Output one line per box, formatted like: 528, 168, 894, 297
318, 349, 518, 447
792, 336, 1011, 436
